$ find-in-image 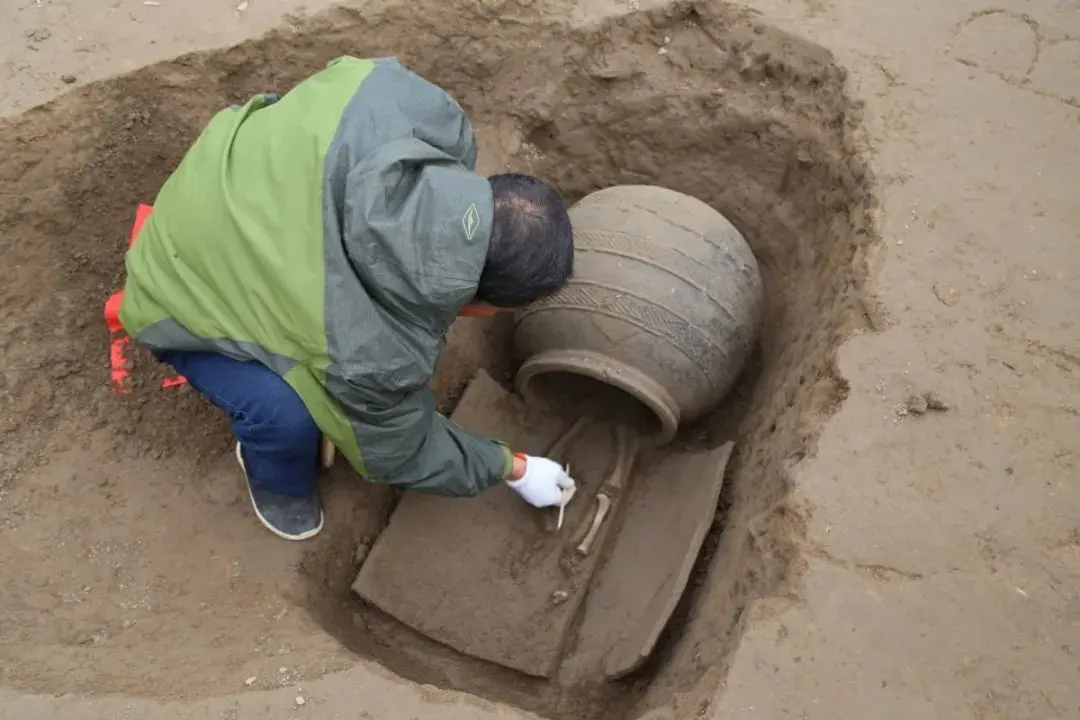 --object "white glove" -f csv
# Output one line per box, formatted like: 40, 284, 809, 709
507, 456, 577, 509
